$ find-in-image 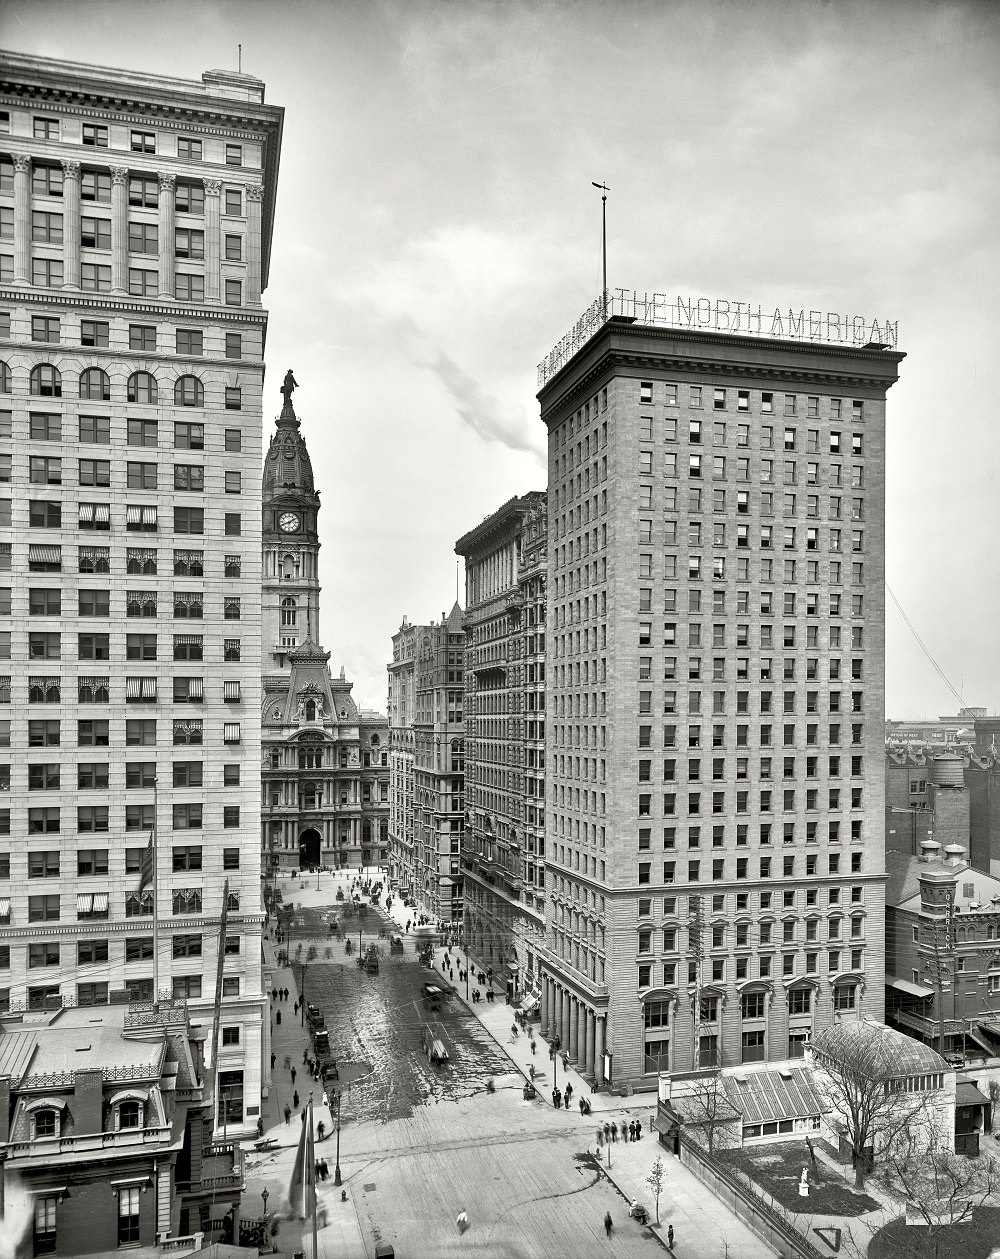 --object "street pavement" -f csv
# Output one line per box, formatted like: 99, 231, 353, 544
244, 868, 777, 1259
